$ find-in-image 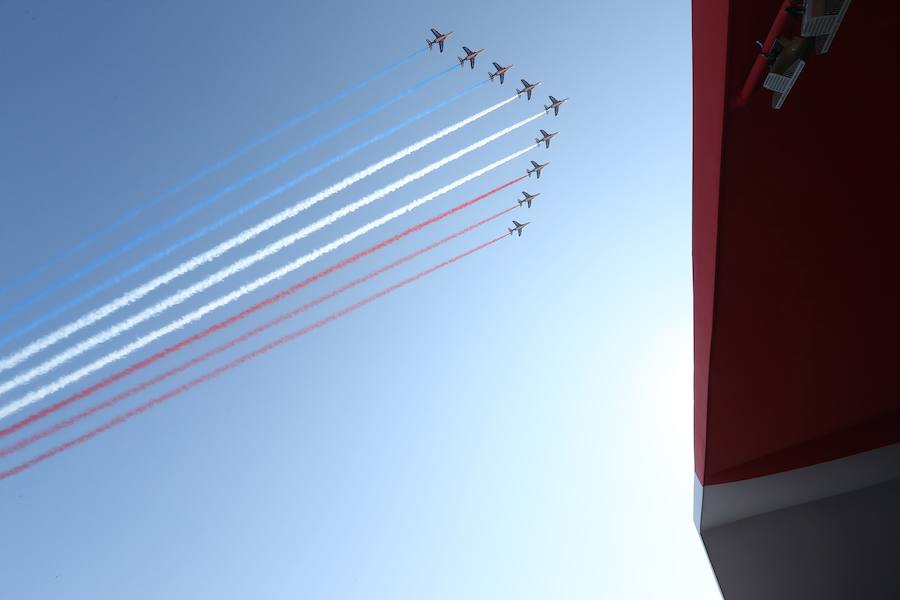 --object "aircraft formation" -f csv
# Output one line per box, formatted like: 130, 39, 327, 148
427, 27, 568, 239
0, 27, 574, 480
